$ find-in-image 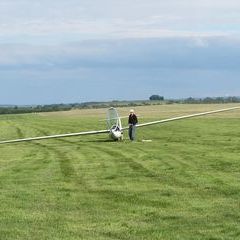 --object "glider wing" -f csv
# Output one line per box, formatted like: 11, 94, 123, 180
122, 106, 240, 130
0, 129, 110, 145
